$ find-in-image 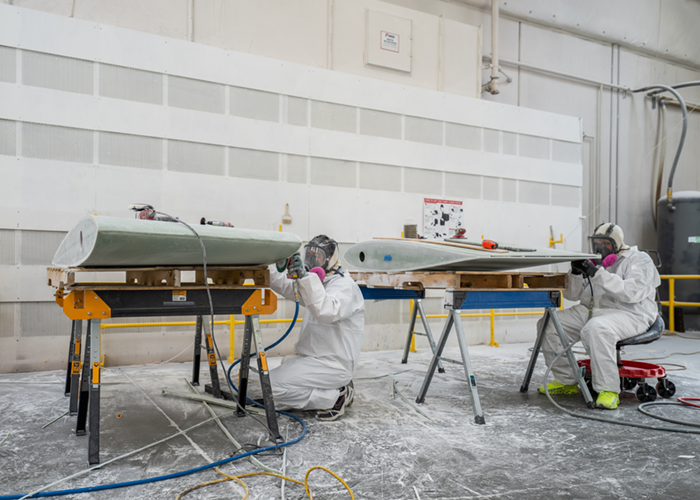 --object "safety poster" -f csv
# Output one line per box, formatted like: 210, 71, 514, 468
423, 198, 463, 239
